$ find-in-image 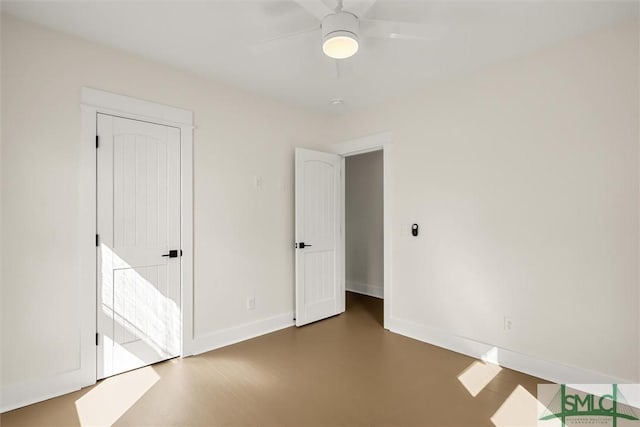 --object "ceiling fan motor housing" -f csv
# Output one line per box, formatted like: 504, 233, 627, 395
322, 11, 360, 44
